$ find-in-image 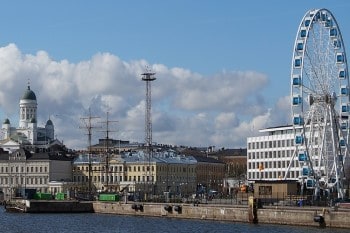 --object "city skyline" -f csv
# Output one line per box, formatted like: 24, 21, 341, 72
0, 1, 349, 149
